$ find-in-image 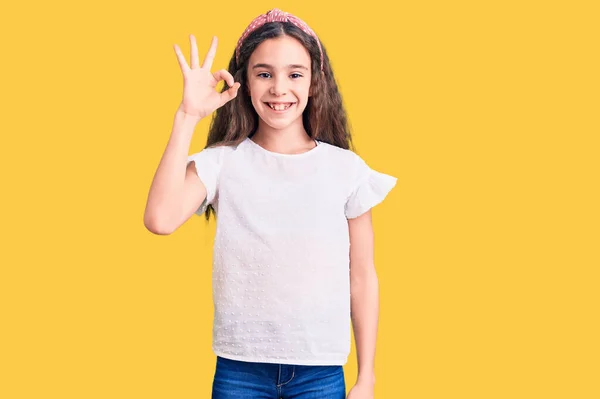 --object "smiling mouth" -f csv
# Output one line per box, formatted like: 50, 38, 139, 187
264, 102, 296, 111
